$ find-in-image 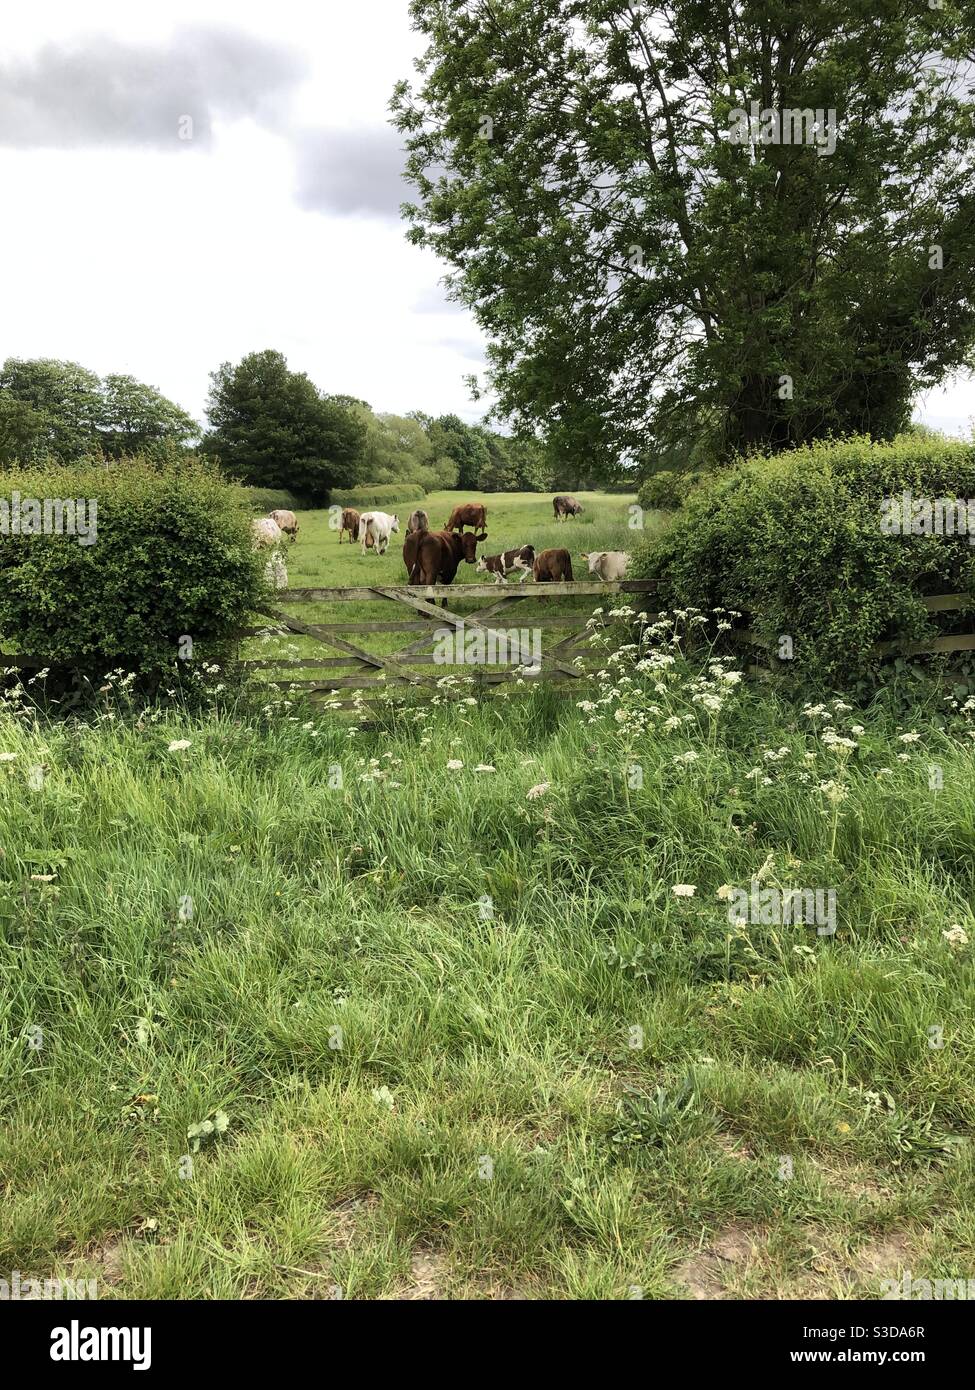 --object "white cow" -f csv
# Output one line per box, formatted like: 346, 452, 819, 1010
252, 517, 284, 548
359, 511, 400, 555
581, 550, 629, 581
